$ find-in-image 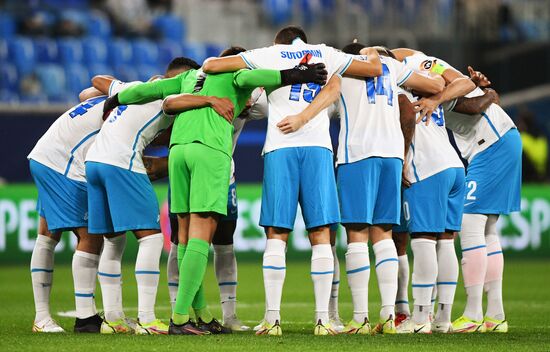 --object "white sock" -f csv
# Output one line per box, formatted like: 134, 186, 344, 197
485, 225, 505, 321
98, 235, 126, 322
435, 239, 458, 323
411, 238, 437, 324
396, 254, 410, 316
345, 242, 370, 322
460, 214, 488, 322
167, 242, 179, 312
263, 239, 286, 324
214, 244, 238, 319
135, 233, 163, 324
329, 245, 340, 319
311, 244, 334, 324
30, 235, 57, 322
72, 250, 99, 319
373, 239, 399, 321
